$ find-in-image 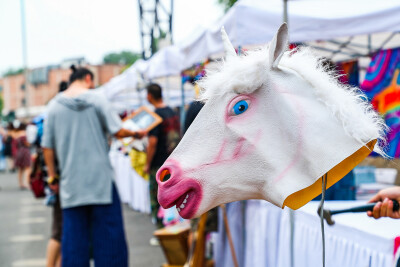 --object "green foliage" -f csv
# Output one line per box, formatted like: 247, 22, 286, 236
0, 95, 3, 117
103, 51, 141, 65
3, 110, 15, 122
2, 68, 24, 77
218, 0, 238, 12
